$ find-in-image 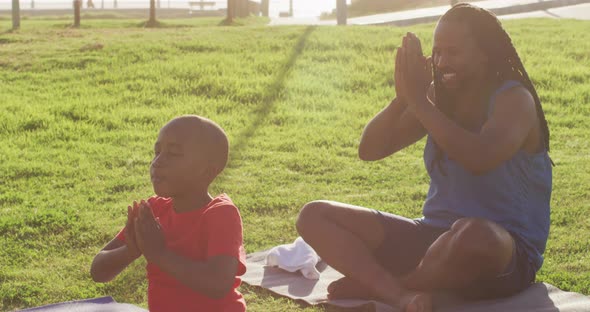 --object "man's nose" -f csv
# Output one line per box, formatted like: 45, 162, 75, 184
435, 53, 449, 69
